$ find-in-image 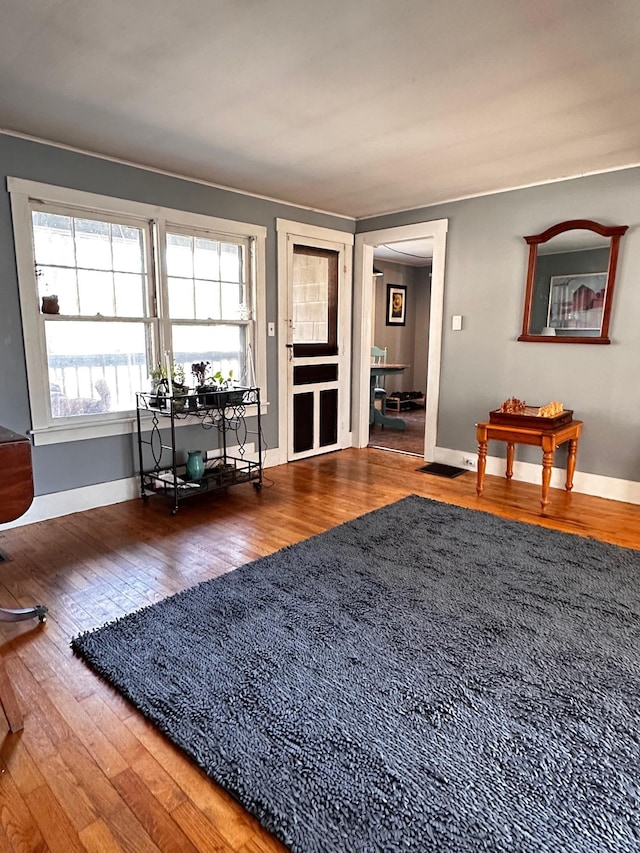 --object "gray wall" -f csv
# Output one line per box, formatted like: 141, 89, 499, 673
358, 168, 640, 481
0, 133, 354, 496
